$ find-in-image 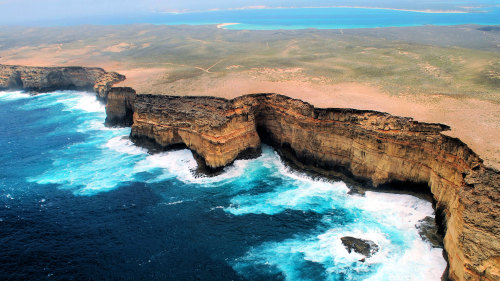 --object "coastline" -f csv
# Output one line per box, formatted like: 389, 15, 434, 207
0, 89, 448, 280
216, 22, 240, 29
1, 58, 499, 280
120, 91, 500, 281
321, 6, 470, 14
0, 1, 498, 277
166, 5, 473, 15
